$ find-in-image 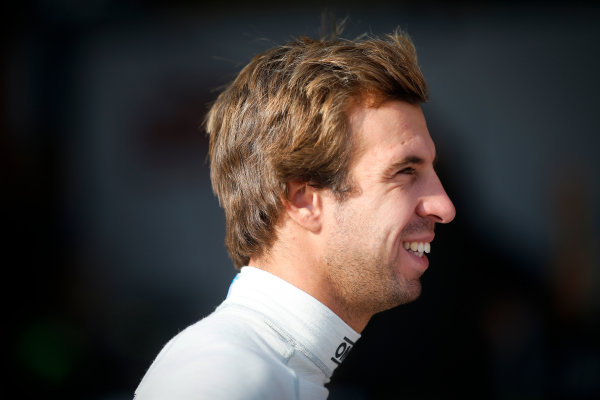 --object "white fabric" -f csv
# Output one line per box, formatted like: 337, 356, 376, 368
134, 266, 361, 400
